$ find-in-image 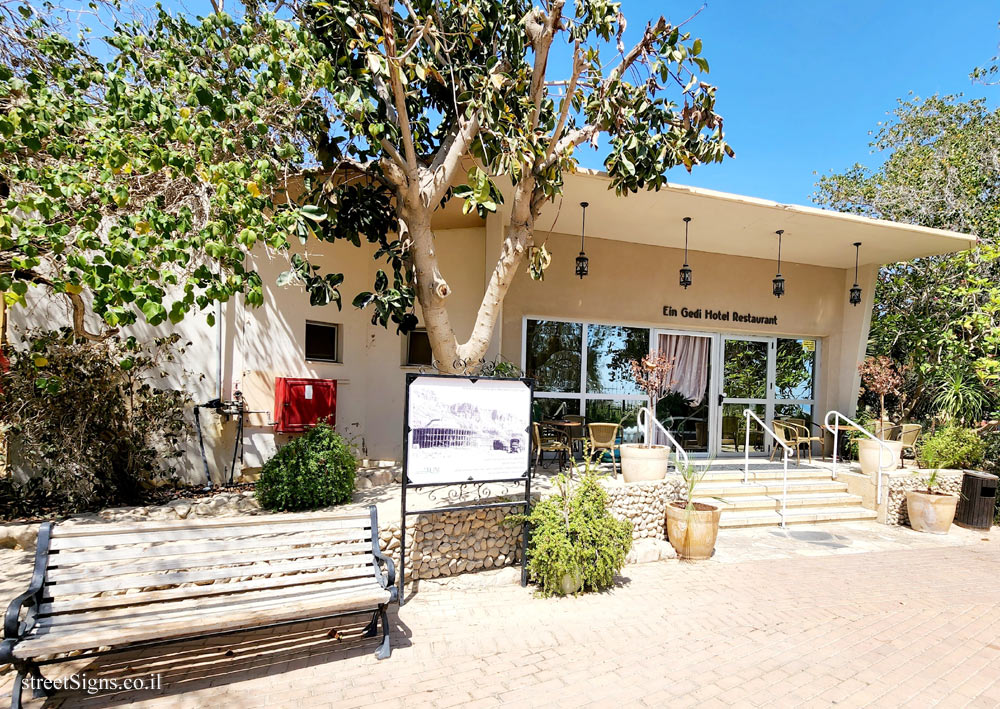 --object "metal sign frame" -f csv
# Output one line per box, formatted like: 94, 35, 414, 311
399, 372, 535, 602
